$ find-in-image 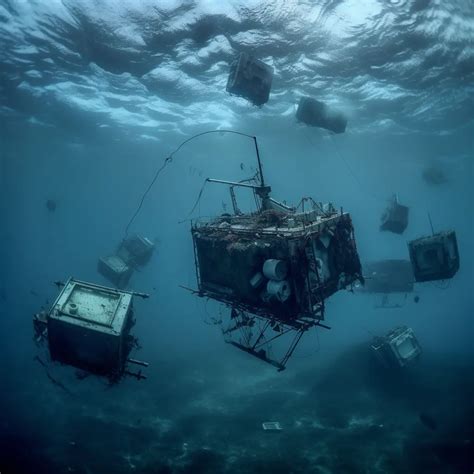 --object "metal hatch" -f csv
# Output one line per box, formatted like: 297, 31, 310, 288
59, 283, 123, 327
